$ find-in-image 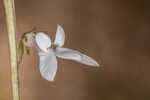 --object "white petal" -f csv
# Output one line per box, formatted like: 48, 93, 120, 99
38, 49, 57, 81
55, 47, 99, 67
35, 32, 51, 52
54, 25, 65, 47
